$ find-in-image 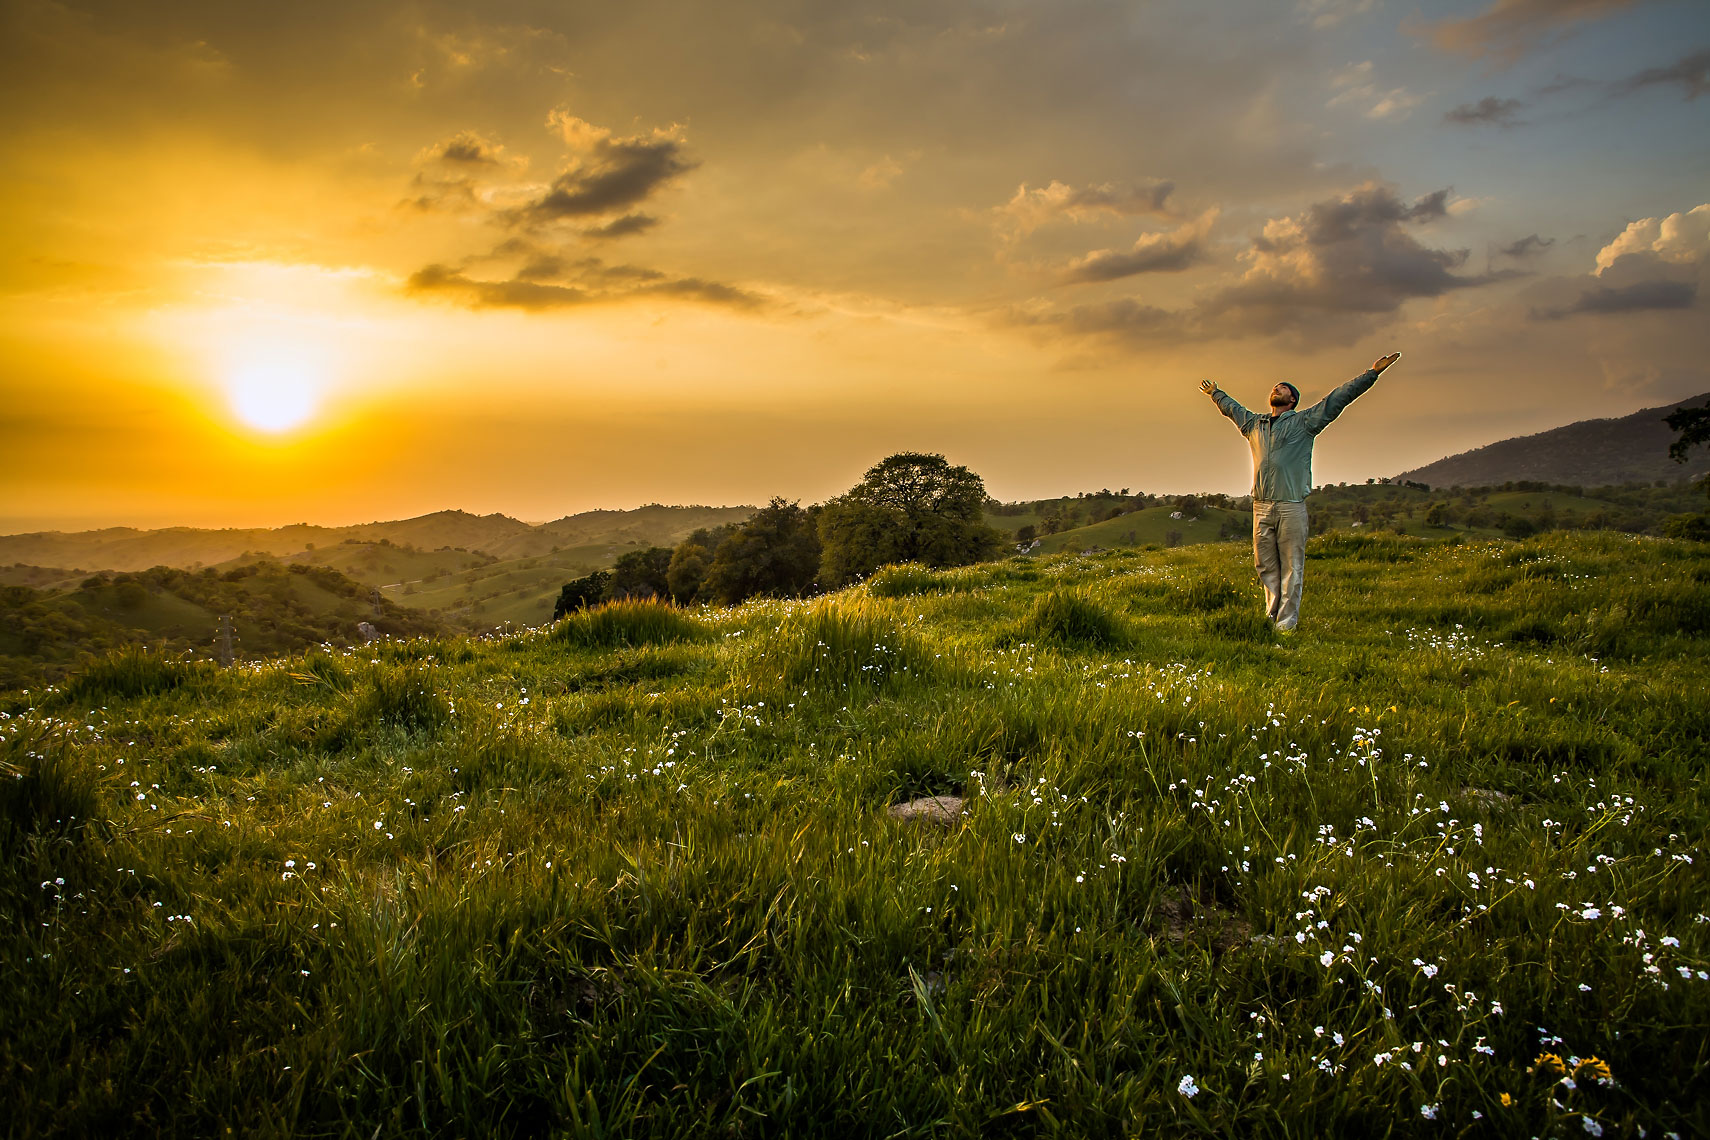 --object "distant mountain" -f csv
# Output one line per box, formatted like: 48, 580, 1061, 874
1394, 393, 1710, 489
0, 505, 755, 573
